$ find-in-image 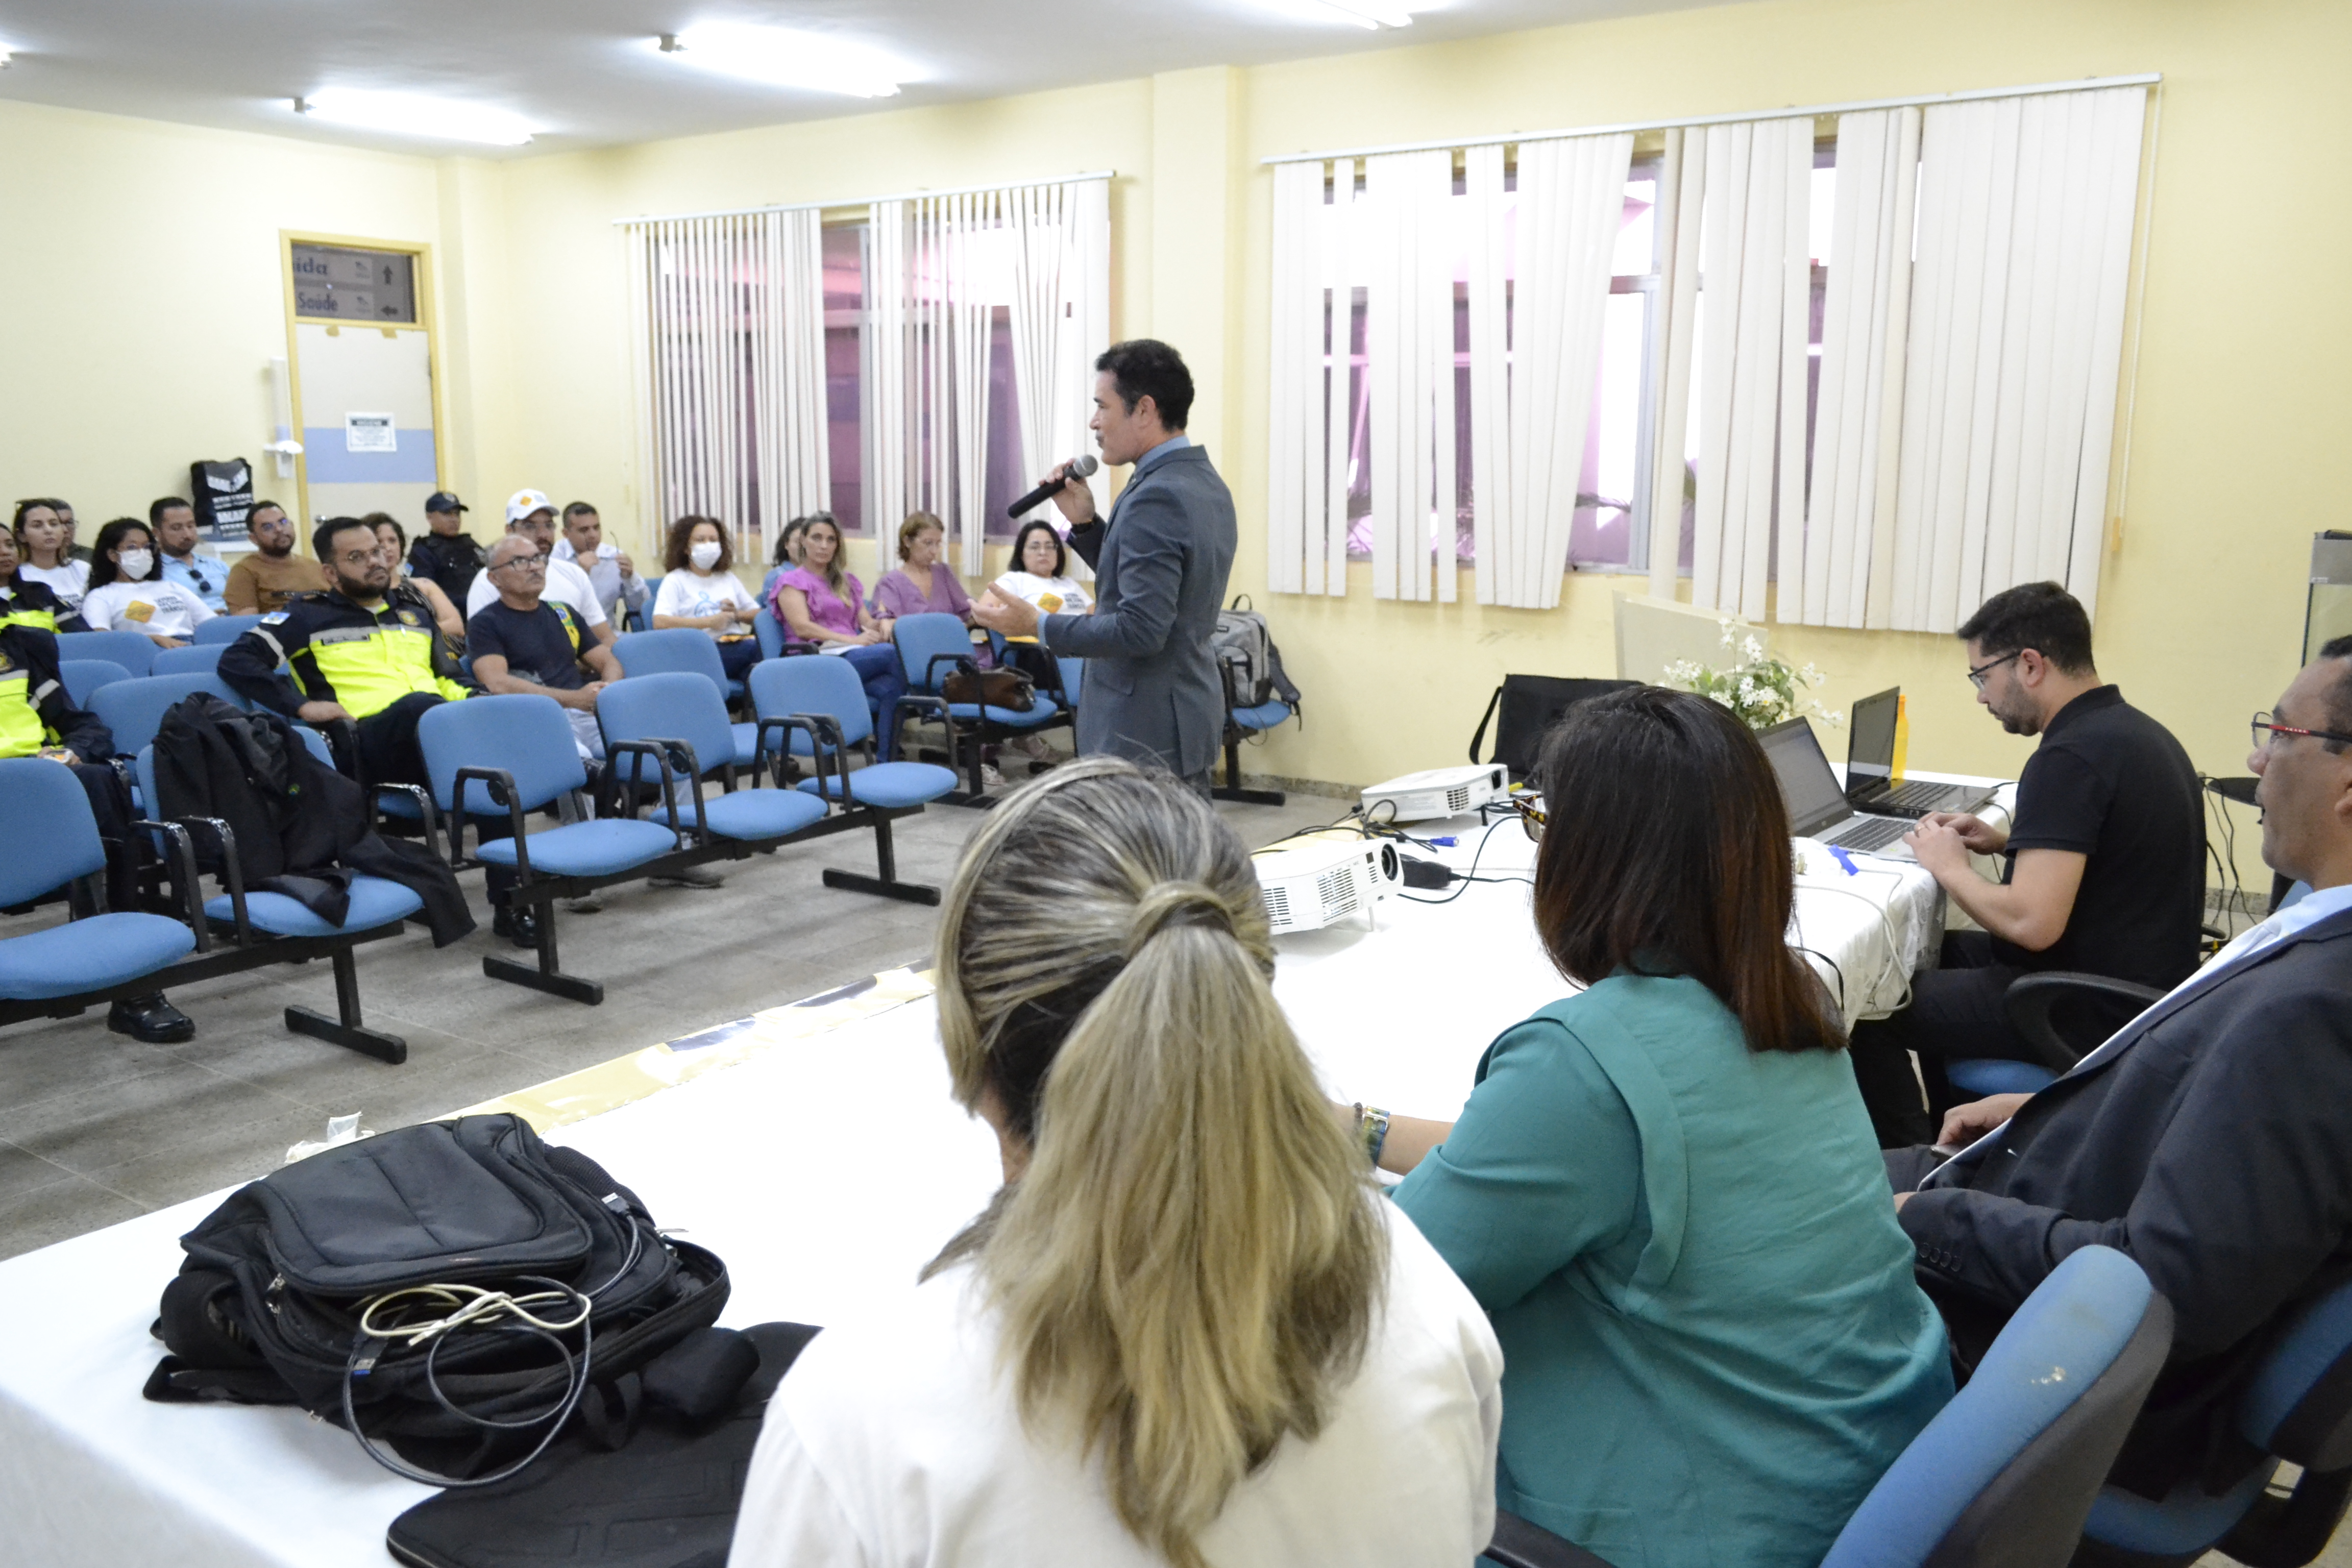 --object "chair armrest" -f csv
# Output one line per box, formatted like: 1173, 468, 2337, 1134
2003, 971, 2168, 1073
320, 717, 362, 783
603, 739, 696, 851
781, 638, 822, 657
920, 651, 977, 692
452, 766, 530, 877
892, 692, 951, 731
374, 782, 443, 862
166, 815, 250, 948
1485, 1512, 1618, 1568
753, 715, 834, 798
131, 818, 212, 953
